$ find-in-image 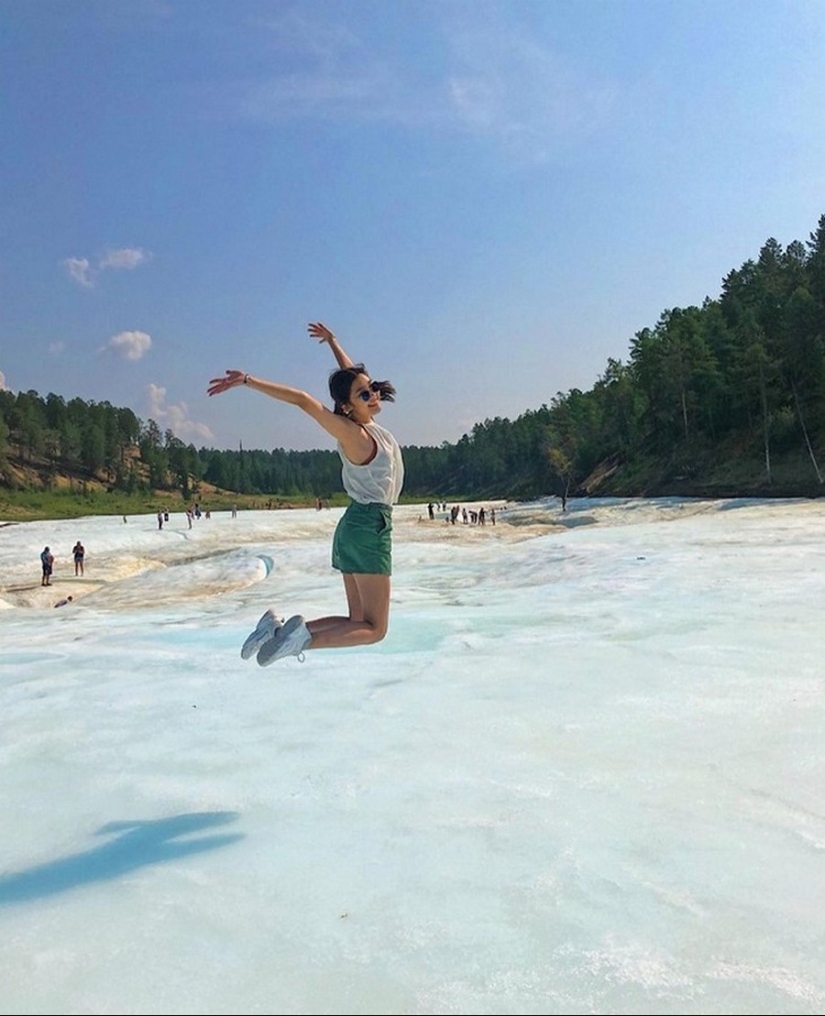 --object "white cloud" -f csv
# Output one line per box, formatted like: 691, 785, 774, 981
62, 257, 95, 288
63, 247, 152, 287
252, 8, 360, 62
0, 370, 7, 390
99, 247, 151, 270
102, 330, 152, 361
146, 383, 213, 443
229, 10, 617, 161
441, 20, 617, 157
